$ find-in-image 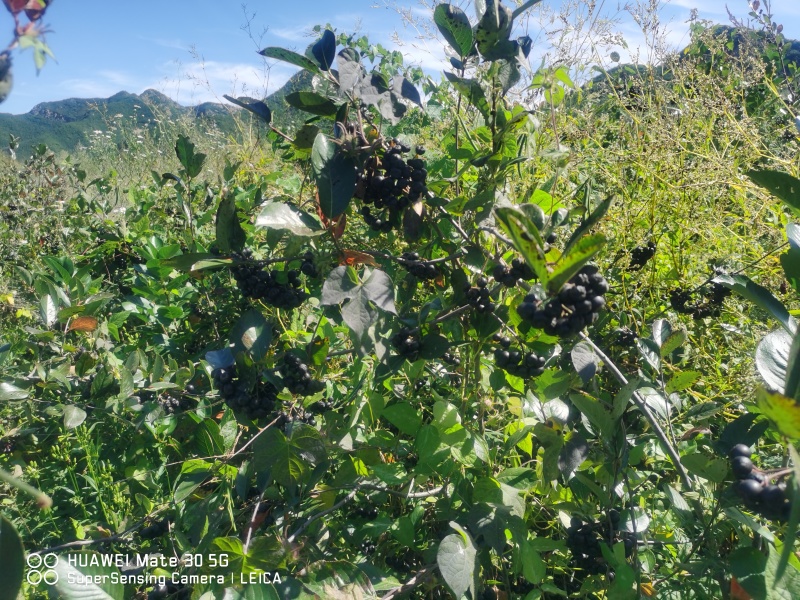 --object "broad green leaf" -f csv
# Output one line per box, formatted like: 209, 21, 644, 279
175, 134, 205, 179
785, 329, 800, 403
558, 433, 589, 480
163, 253, 232, 273
284, 91, 338, 116
443, 72, 492, 121
437, 524, 477, 600
258, 47, 320, 74
747, 169, 800, 212
434, 4, 474, 58
63, 405, 87, 429
229, 309, 272, 361
680, 452, 727, 483
612, 378, 640, 421
665, 370, 700, 394
255, 201, 324, 236
756, 329, 792, 393
310, 29, 336, 71
216, 193, 247, 254
547, 233, 606, 294
311, 133, 356, 220
474, 0, 514, 61
495, 206, 549, 285
660, 329, 688, 358
293, 124, 320, 149
53, 551, 125, 600
320, 266, 361, 306
756, 387, 800, 440
174, 459, 214, 503
337, 48, 365, 92
714, 274, 796, 335
571, 341, 598, 383
0, 381, 28, 401
383, 402, 423, 436
223, 95, 272, 123
0, 516, 23, 600
362, 269, 397, 314
520, 539, 546, 584
569, 392, 613, 438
